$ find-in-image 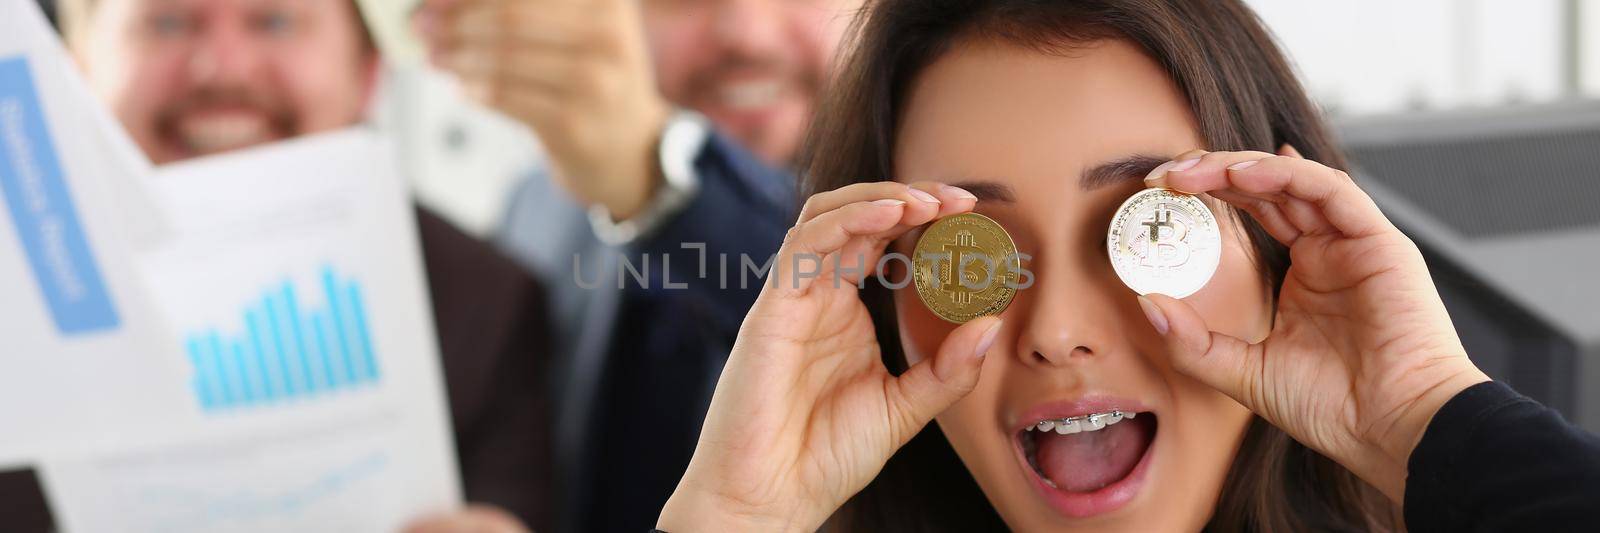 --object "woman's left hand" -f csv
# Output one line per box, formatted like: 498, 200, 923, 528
1140, 148, 1489, 502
